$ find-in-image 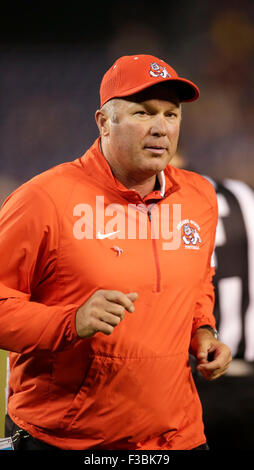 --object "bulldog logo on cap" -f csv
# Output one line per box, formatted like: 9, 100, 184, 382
149, 62, 171, 79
